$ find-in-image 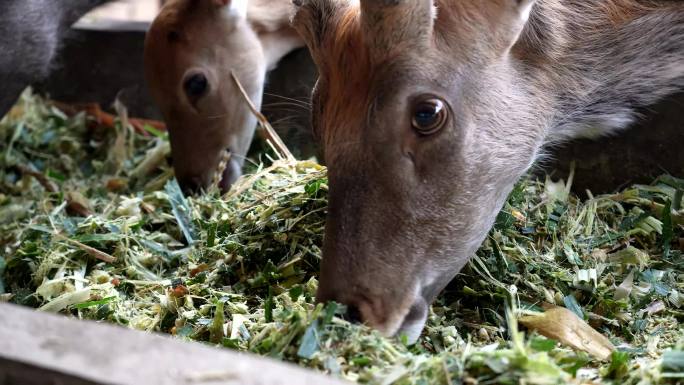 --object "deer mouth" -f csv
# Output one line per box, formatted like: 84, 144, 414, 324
396, 297, 429, 344
217, 150, 242, 193
394, 274, 450, 344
